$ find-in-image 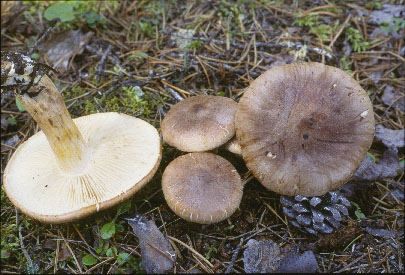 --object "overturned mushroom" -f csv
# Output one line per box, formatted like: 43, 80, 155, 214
161, 95, 237, 152
235, 62, 375, 197
2, 53, 161, 223
162, 152, 243, 224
